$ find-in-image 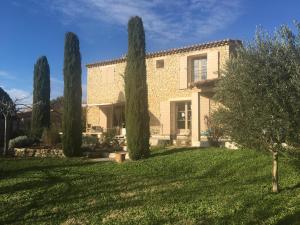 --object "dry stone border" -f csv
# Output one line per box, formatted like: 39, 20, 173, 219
14, 147, 65, 158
